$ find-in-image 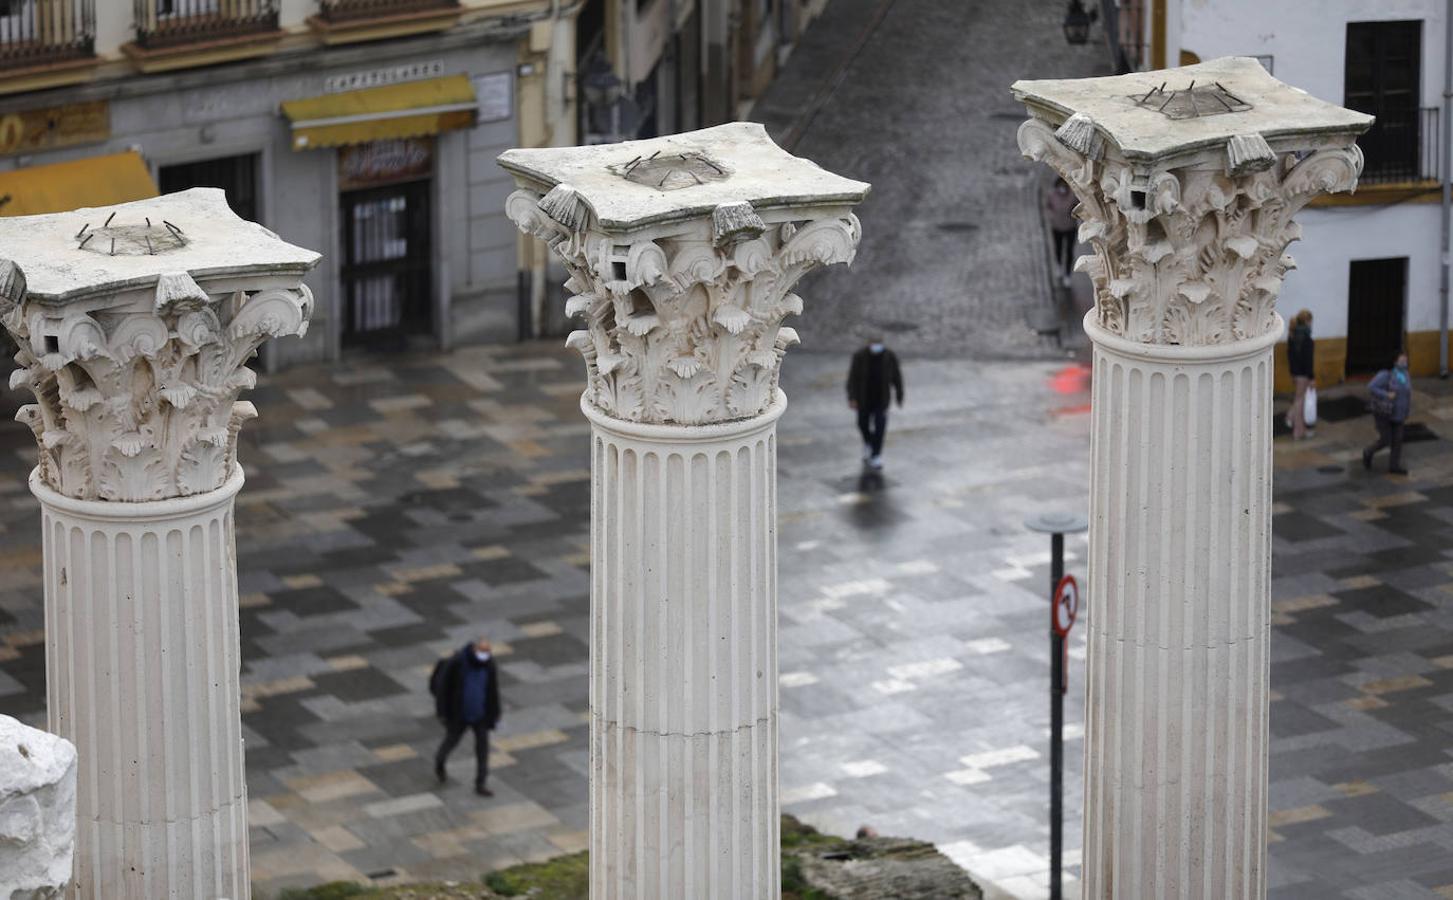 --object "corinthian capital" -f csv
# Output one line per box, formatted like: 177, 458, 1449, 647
0, 189, 320, 501
1013, 57, 1372, 347
500, 123, 870, 425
